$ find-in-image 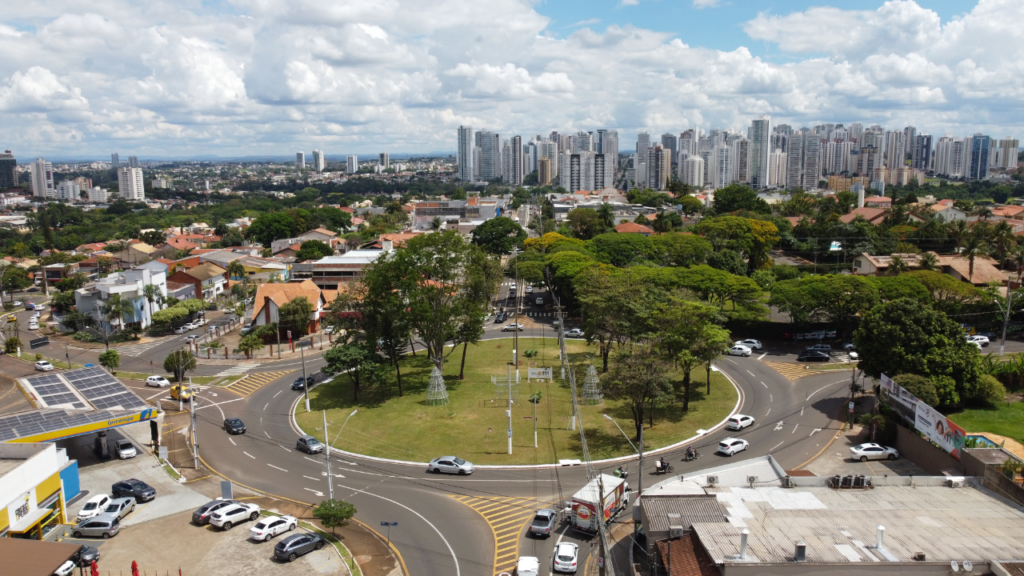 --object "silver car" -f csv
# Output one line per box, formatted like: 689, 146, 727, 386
72, 516, 121, 539
427, 456, 474, 475
100, 497, 136, 520
528, 509, 558, 537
